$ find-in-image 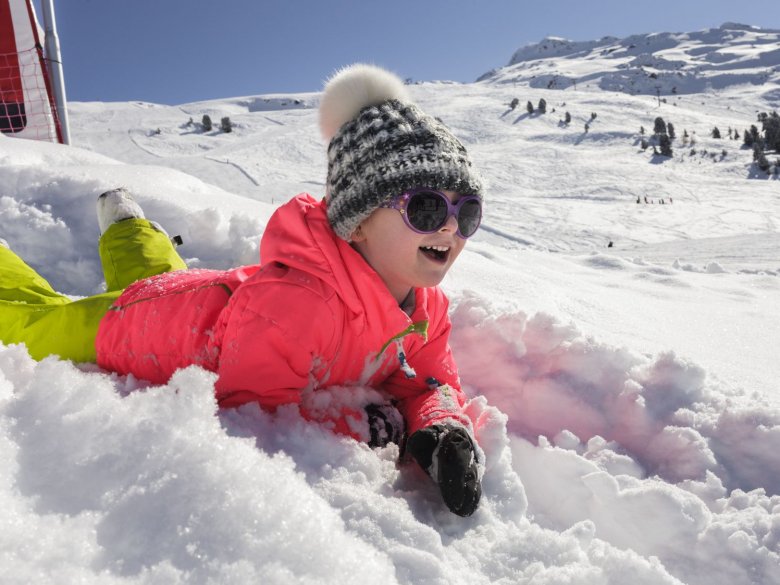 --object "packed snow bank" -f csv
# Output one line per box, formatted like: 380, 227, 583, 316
451, 294, 780, 494
0, 137, 272, 295
1, 342, 688, 585
0, 347, 396, 584
2, 290, 779, 584
449, 295, 780, 584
